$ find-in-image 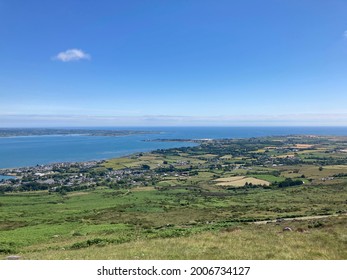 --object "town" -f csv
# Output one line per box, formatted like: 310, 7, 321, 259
1, 135, 346, 194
